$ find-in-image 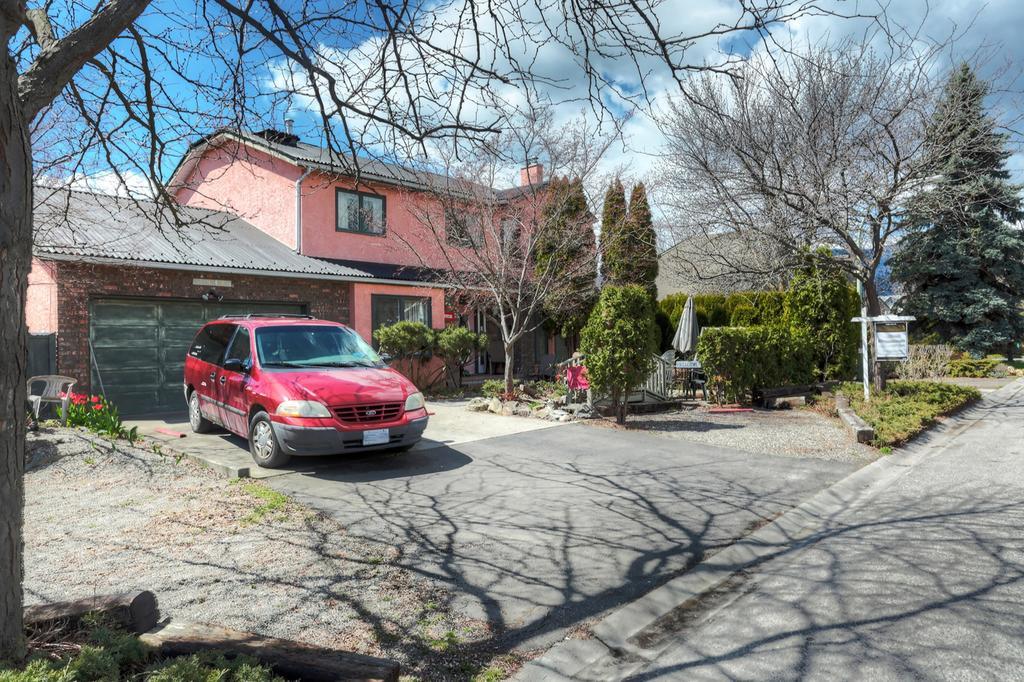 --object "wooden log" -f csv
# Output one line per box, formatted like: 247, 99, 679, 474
139, 621, 400, 682
24, 591, 160, 634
